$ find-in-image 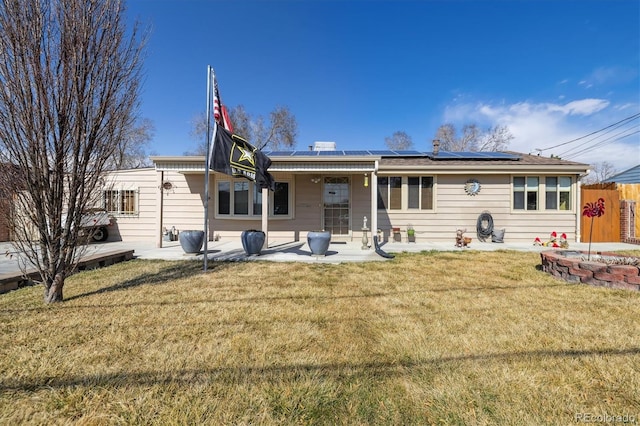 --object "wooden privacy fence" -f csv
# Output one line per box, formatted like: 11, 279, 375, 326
580, 184, 620, 243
